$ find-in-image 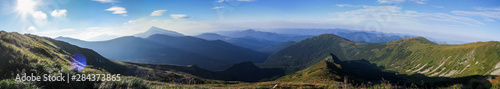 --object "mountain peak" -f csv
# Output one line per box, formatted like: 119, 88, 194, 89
133, 26, 184, 38
147, 26, 165, 31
